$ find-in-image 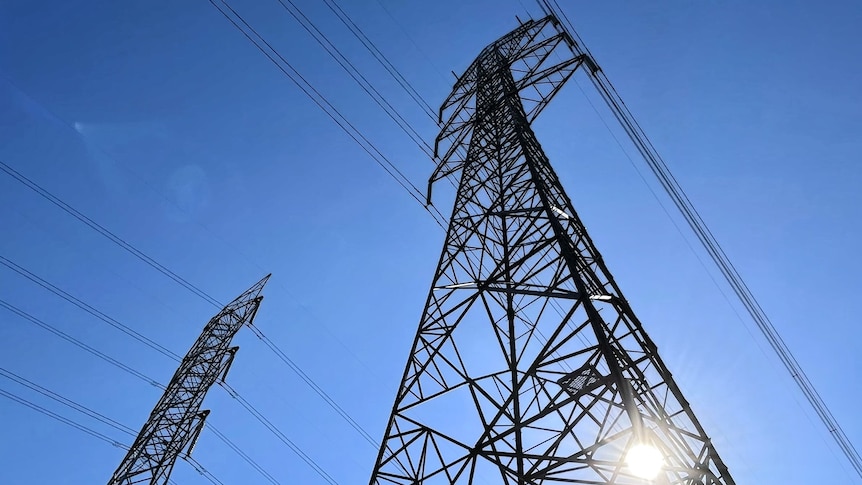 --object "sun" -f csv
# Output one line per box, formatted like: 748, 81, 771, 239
626, 443, 664, 480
